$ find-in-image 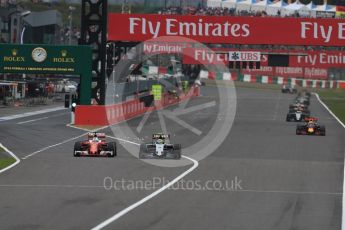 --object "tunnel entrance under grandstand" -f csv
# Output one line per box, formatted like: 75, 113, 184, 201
0, 44, 92, 105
